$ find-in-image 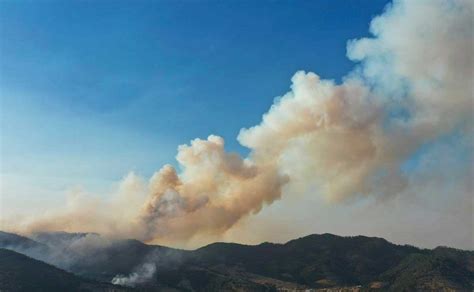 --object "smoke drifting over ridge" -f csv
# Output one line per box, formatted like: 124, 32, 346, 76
3, 0, 473, 244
